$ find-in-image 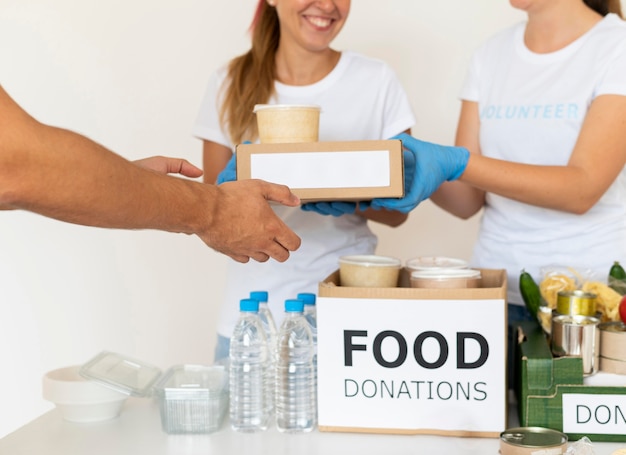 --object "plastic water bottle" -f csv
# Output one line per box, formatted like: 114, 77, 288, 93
275, 299, 316, 432
297, 292, 317, 416
229, 298, 271, 432
250, 290, 277, 413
